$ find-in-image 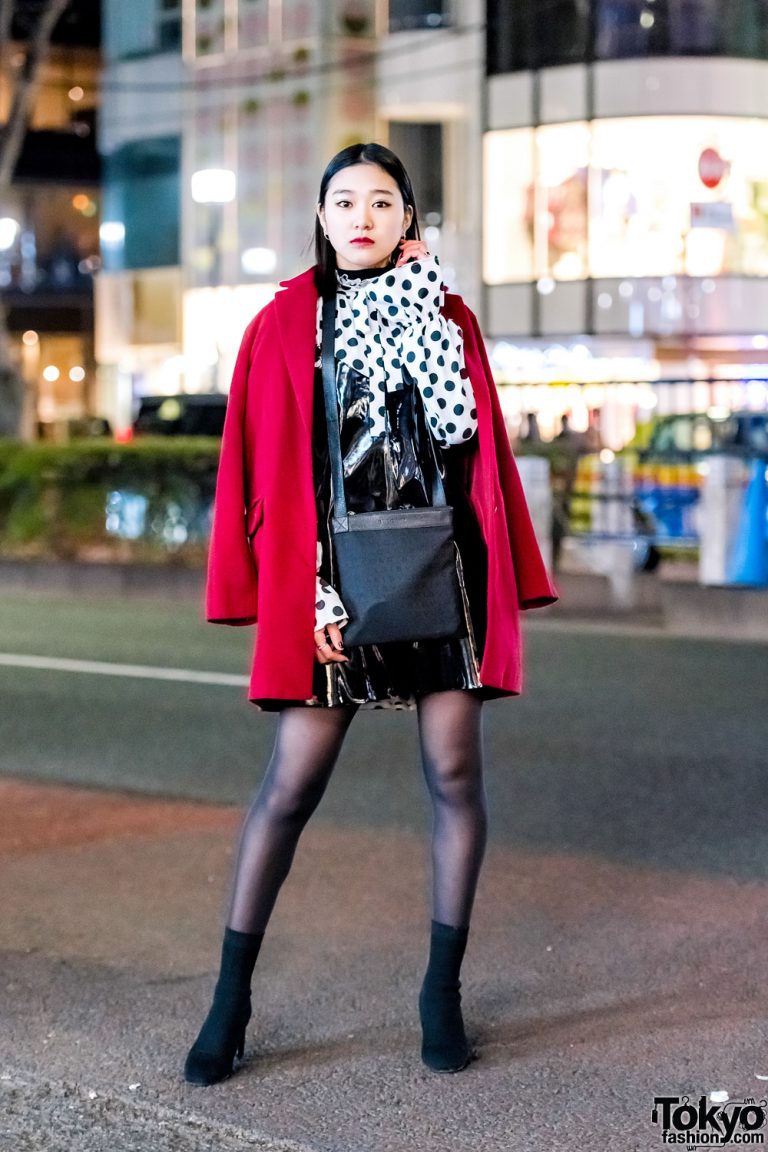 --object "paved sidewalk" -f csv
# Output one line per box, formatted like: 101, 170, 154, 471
1, 778, 767, 1152
3, 557, 768, 642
